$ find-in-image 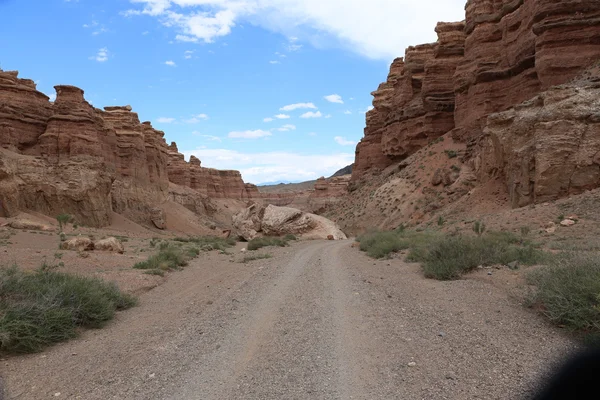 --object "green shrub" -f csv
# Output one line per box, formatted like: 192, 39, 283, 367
526, 254, 600, 334
173, 236, 236, 251
445, 150, 458, 159
357, 230, 438, 260
473, 220, 486, 236
134, 244, 190, 271
56, 214, 72, 232
415, 233, 547, 280
247, 237, 289, 251
0, 266, 136, 353
284, 234, 298, 241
